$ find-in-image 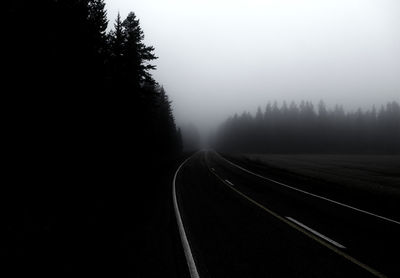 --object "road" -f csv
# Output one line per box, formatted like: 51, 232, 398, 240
174, 151, 400, 278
